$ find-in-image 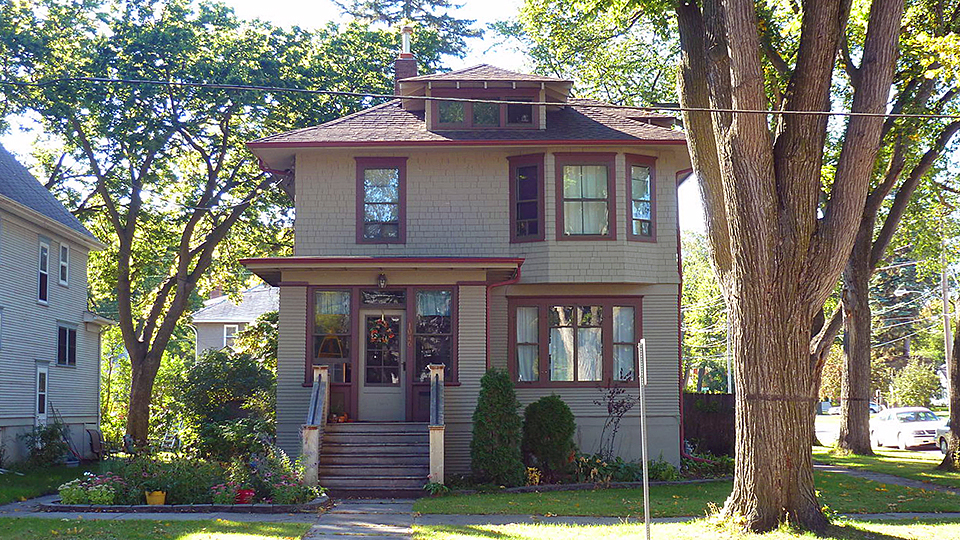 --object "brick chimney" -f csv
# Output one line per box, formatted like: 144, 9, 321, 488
394, 26, 416, 95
